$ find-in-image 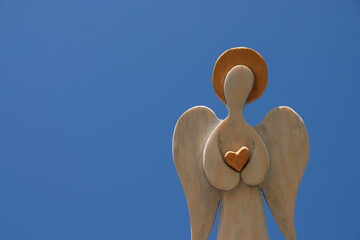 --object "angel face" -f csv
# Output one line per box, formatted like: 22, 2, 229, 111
224, 65, 254, 111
